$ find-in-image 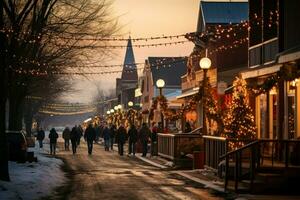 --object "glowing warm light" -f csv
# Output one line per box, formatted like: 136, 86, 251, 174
199, 57, 212, 69
84, 118, 92, 123
107, 111, 111, 114
128, 101, 133, 107
110, 109, 114, 113
114, 106, 118, 110
156, 79, 165, 88
117, 104, 122, 109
